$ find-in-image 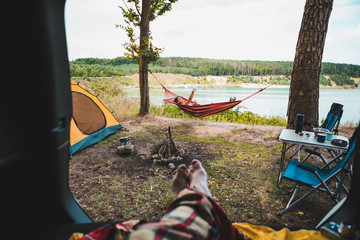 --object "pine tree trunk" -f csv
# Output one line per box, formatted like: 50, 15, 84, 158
287, 0, 333, 129
139, 0, 151, 115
